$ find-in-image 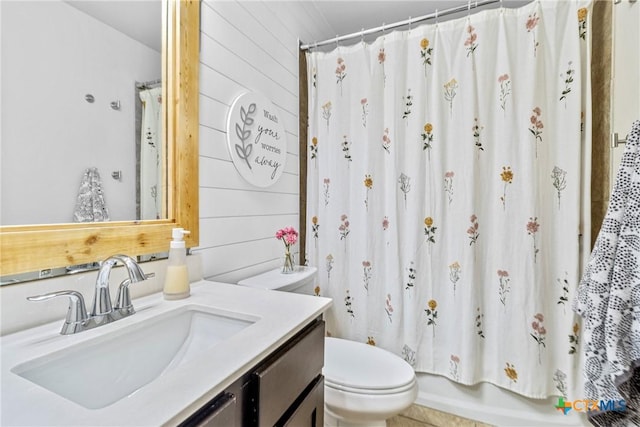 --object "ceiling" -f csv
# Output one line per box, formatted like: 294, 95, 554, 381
64, 0, 531, 54
64, 0, 162, 52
